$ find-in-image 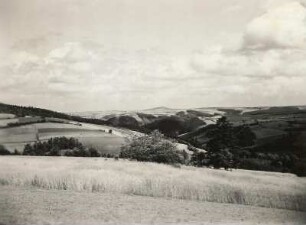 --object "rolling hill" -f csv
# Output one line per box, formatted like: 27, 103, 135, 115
1, 102, 306, 175
0, 103, 192, 156
72, 106, 306, 152
72, 105, 306, 175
